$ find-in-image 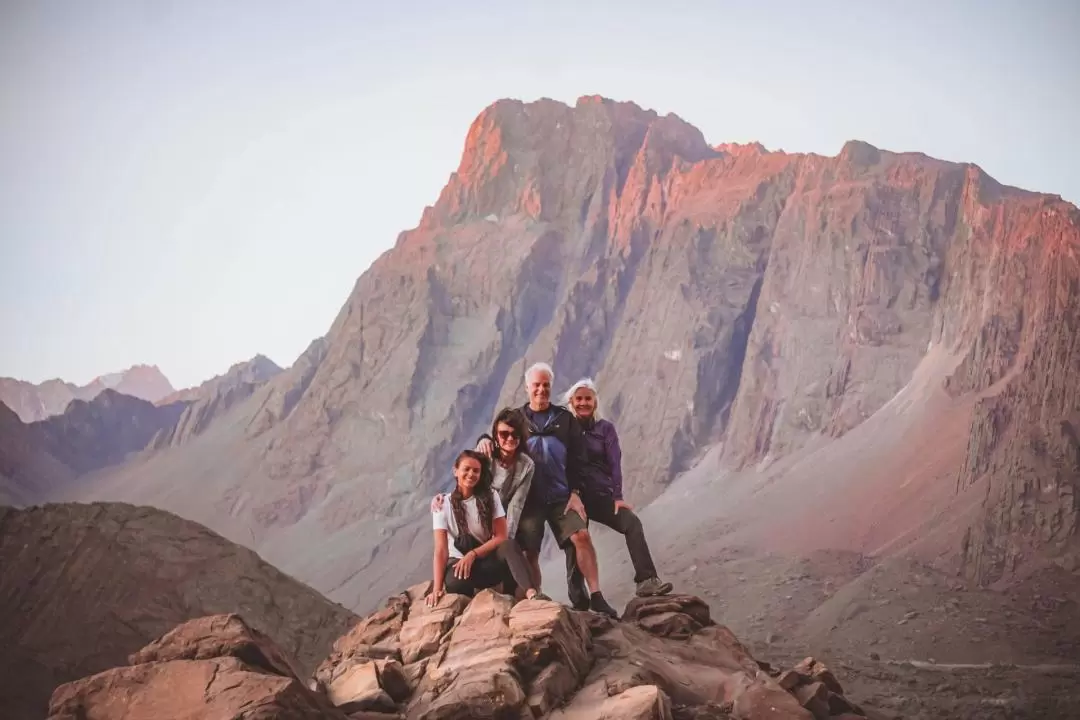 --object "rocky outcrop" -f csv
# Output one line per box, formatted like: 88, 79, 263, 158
62, 96, 1080, 612
0, 364, 174, 422
51, 589, 868, 720
48, 614, 345, 720
0, 502, 357, 720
